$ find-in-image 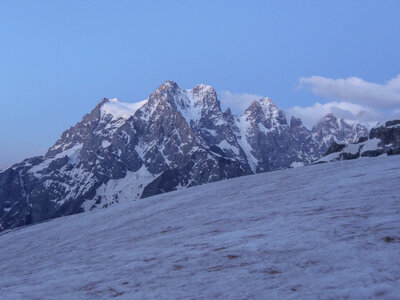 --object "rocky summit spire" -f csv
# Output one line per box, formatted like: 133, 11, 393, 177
290, 116, 303, 129
158, 80, 179, 91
